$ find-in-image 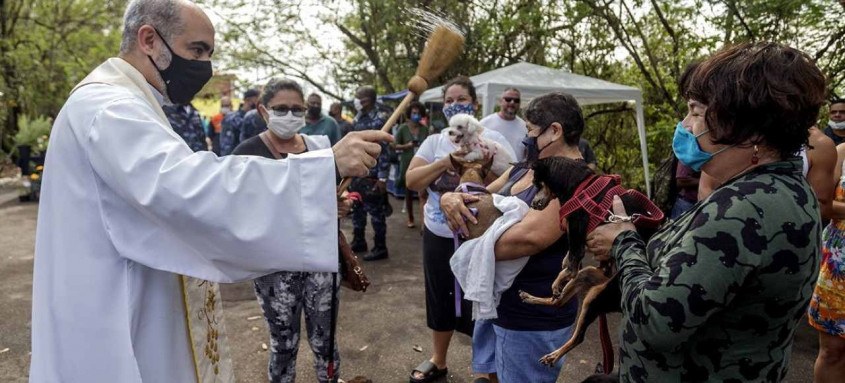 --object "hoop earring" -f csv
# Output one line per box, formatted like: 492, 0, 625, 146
751, 145, 759, 165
